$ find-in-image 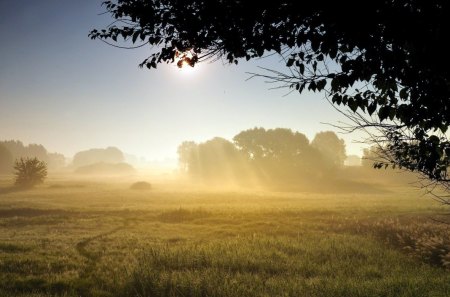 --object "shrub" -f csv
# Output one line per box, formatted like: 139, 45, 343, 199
13, 157, 47, 187
130, 181, 152, 190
